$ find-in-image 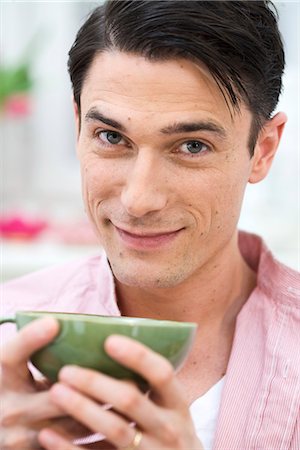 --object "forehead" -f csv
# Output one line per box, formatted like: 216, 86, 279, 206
80, 51, 250, 130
